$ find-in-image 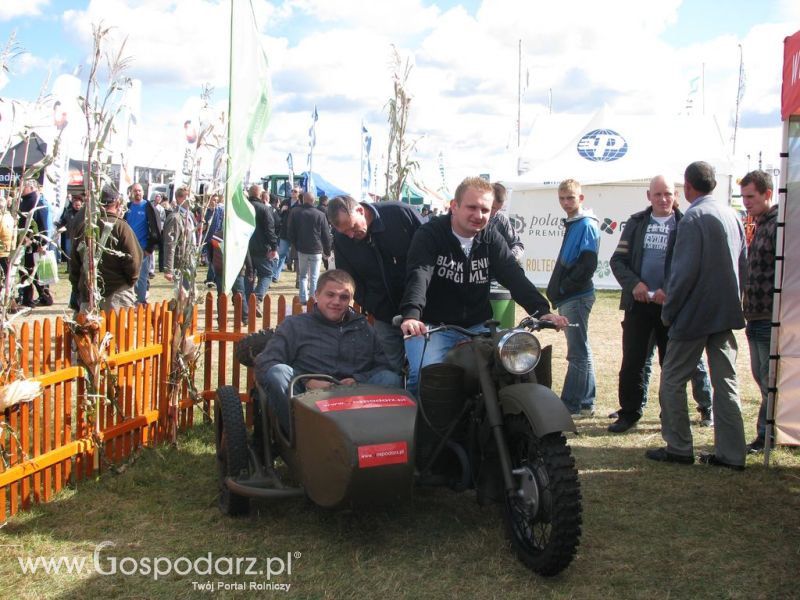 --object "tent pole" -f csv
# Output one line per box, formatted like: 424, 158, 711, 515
764, 118, 791, 466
